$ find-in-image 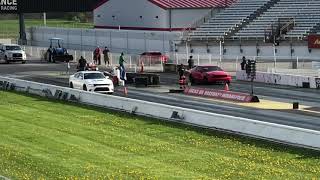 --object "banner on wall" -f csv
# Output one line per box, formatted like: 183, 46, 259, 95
0, 0, 18, 12
308, 35, 320, 49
